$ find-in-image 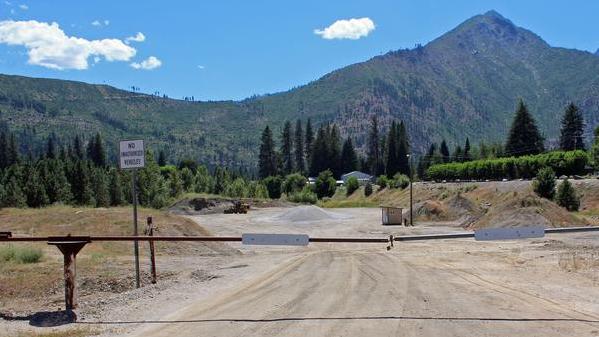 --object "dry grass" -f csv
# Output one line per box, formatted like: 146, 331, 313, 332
13, 327, 99, 337
0, 205, 234, 313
